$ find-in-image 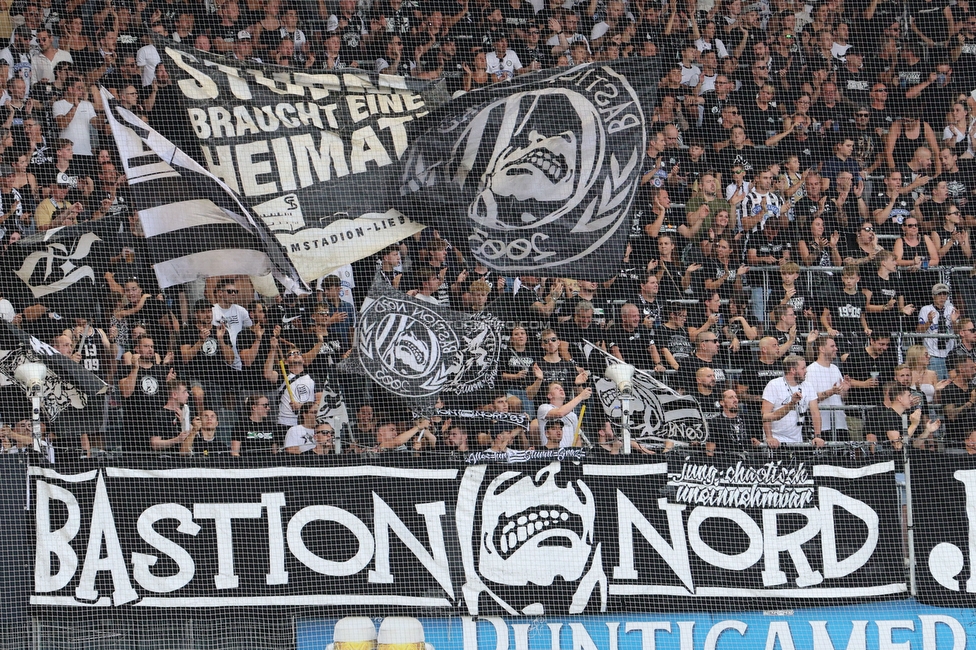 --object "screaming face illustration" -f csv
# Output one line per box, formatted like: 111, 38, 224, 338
480, 463, 594, 584
377, 314, 437, 376
461, 90, 602, 231
457, 461, 607, 616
